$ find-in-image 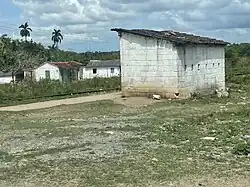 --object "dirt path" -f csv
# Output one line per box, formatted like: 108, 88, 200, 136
0, 92, 121, 112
